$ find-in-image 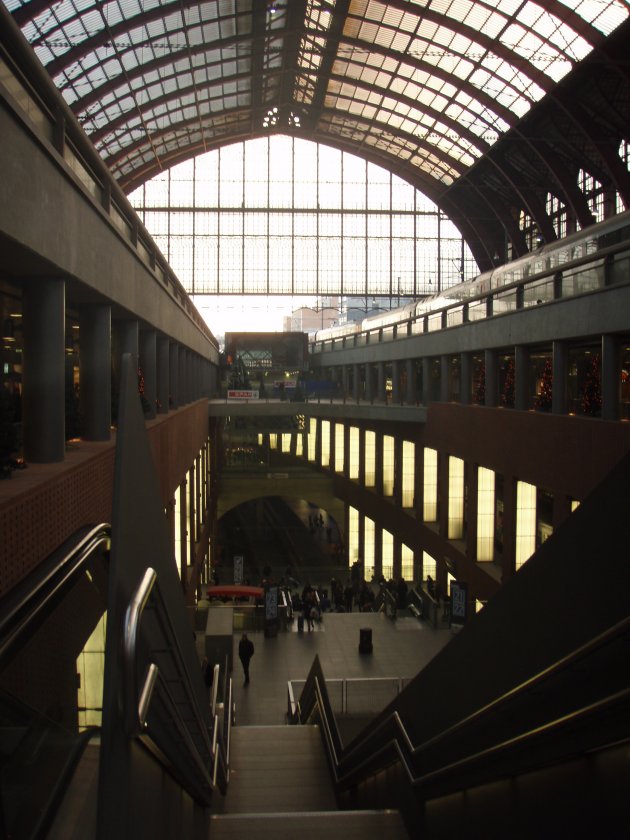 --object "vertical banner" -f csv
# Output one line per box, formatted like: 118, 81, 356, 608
450, 581, 468, 627
233, 555, 243, 585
